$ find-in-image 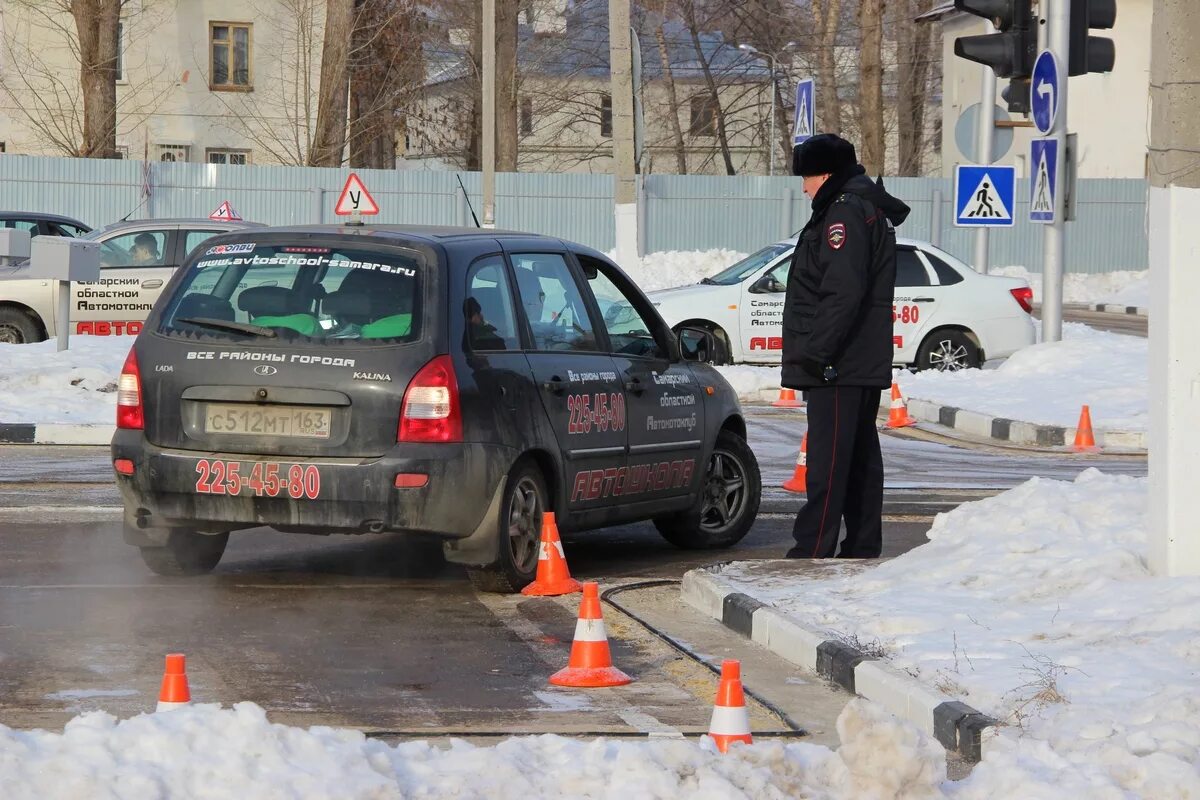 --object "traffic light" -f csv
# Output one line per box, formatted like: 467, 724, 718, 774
1069, 0, 1116, 76
953, 0, 1037, 113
